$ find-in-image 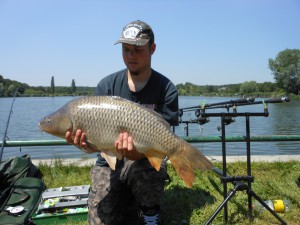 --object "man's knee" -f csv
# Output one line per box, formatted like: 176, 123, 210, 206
127, 159, 168, 207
